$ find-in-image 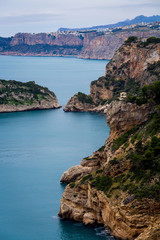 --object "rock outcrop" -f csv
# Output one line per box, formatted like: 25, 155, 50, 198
0, 79, 61, 113
59, 40, 160, 240
105, 40, 160, 81
79, 30, 160, 60
60, 98, 160, 240
61, 100, 153, 183
64, 39, 160, 112
59, 182, 160, 240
